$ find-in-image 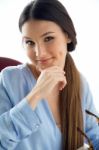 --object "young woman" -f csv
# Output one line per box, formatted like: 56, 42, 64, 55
0, 0, 99, 149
